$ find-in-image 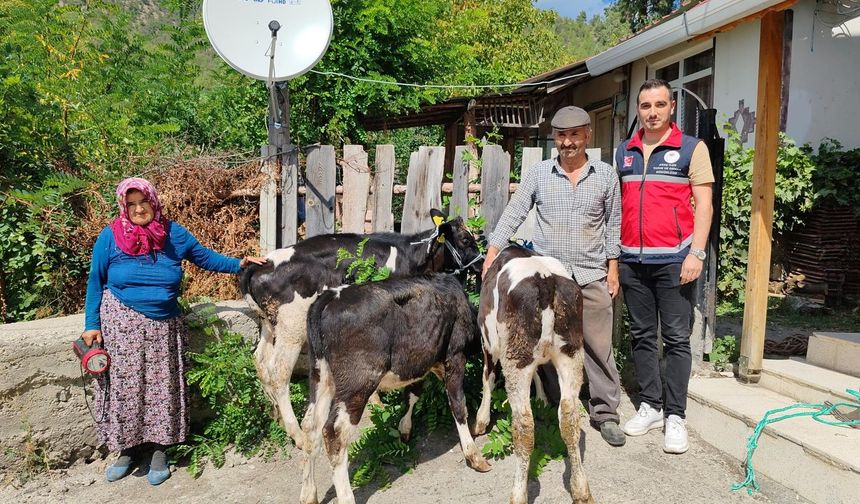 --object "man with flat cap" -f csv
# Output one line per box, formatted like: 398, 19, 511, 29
482, 105, 625, 446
